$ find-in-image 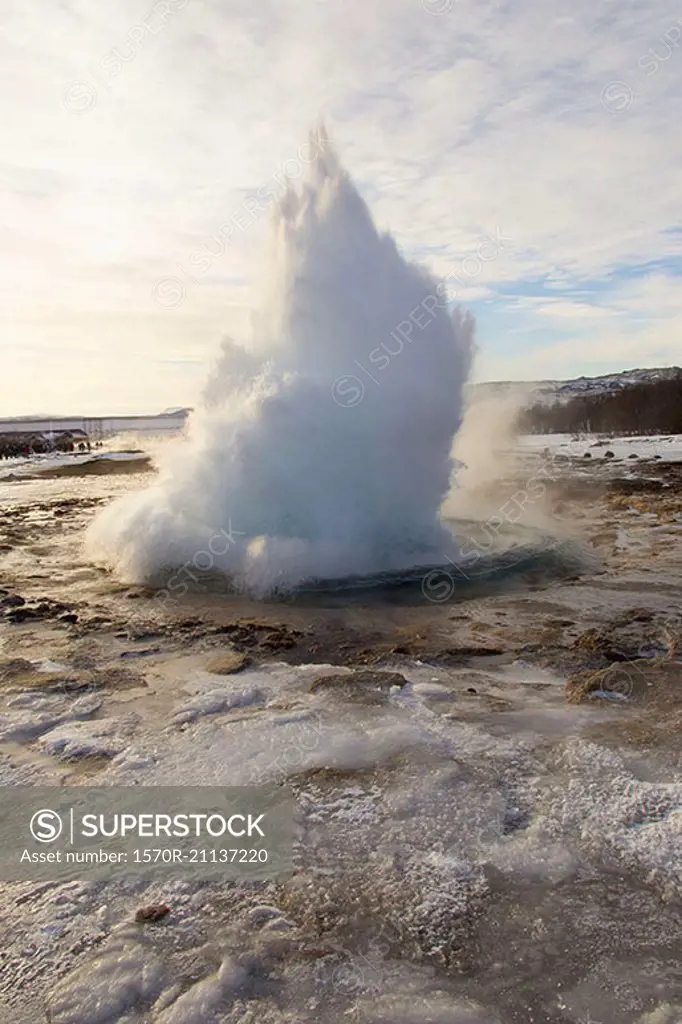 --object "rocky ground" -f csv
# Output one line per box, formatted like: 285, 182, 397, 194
0, 451, 680, 1023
